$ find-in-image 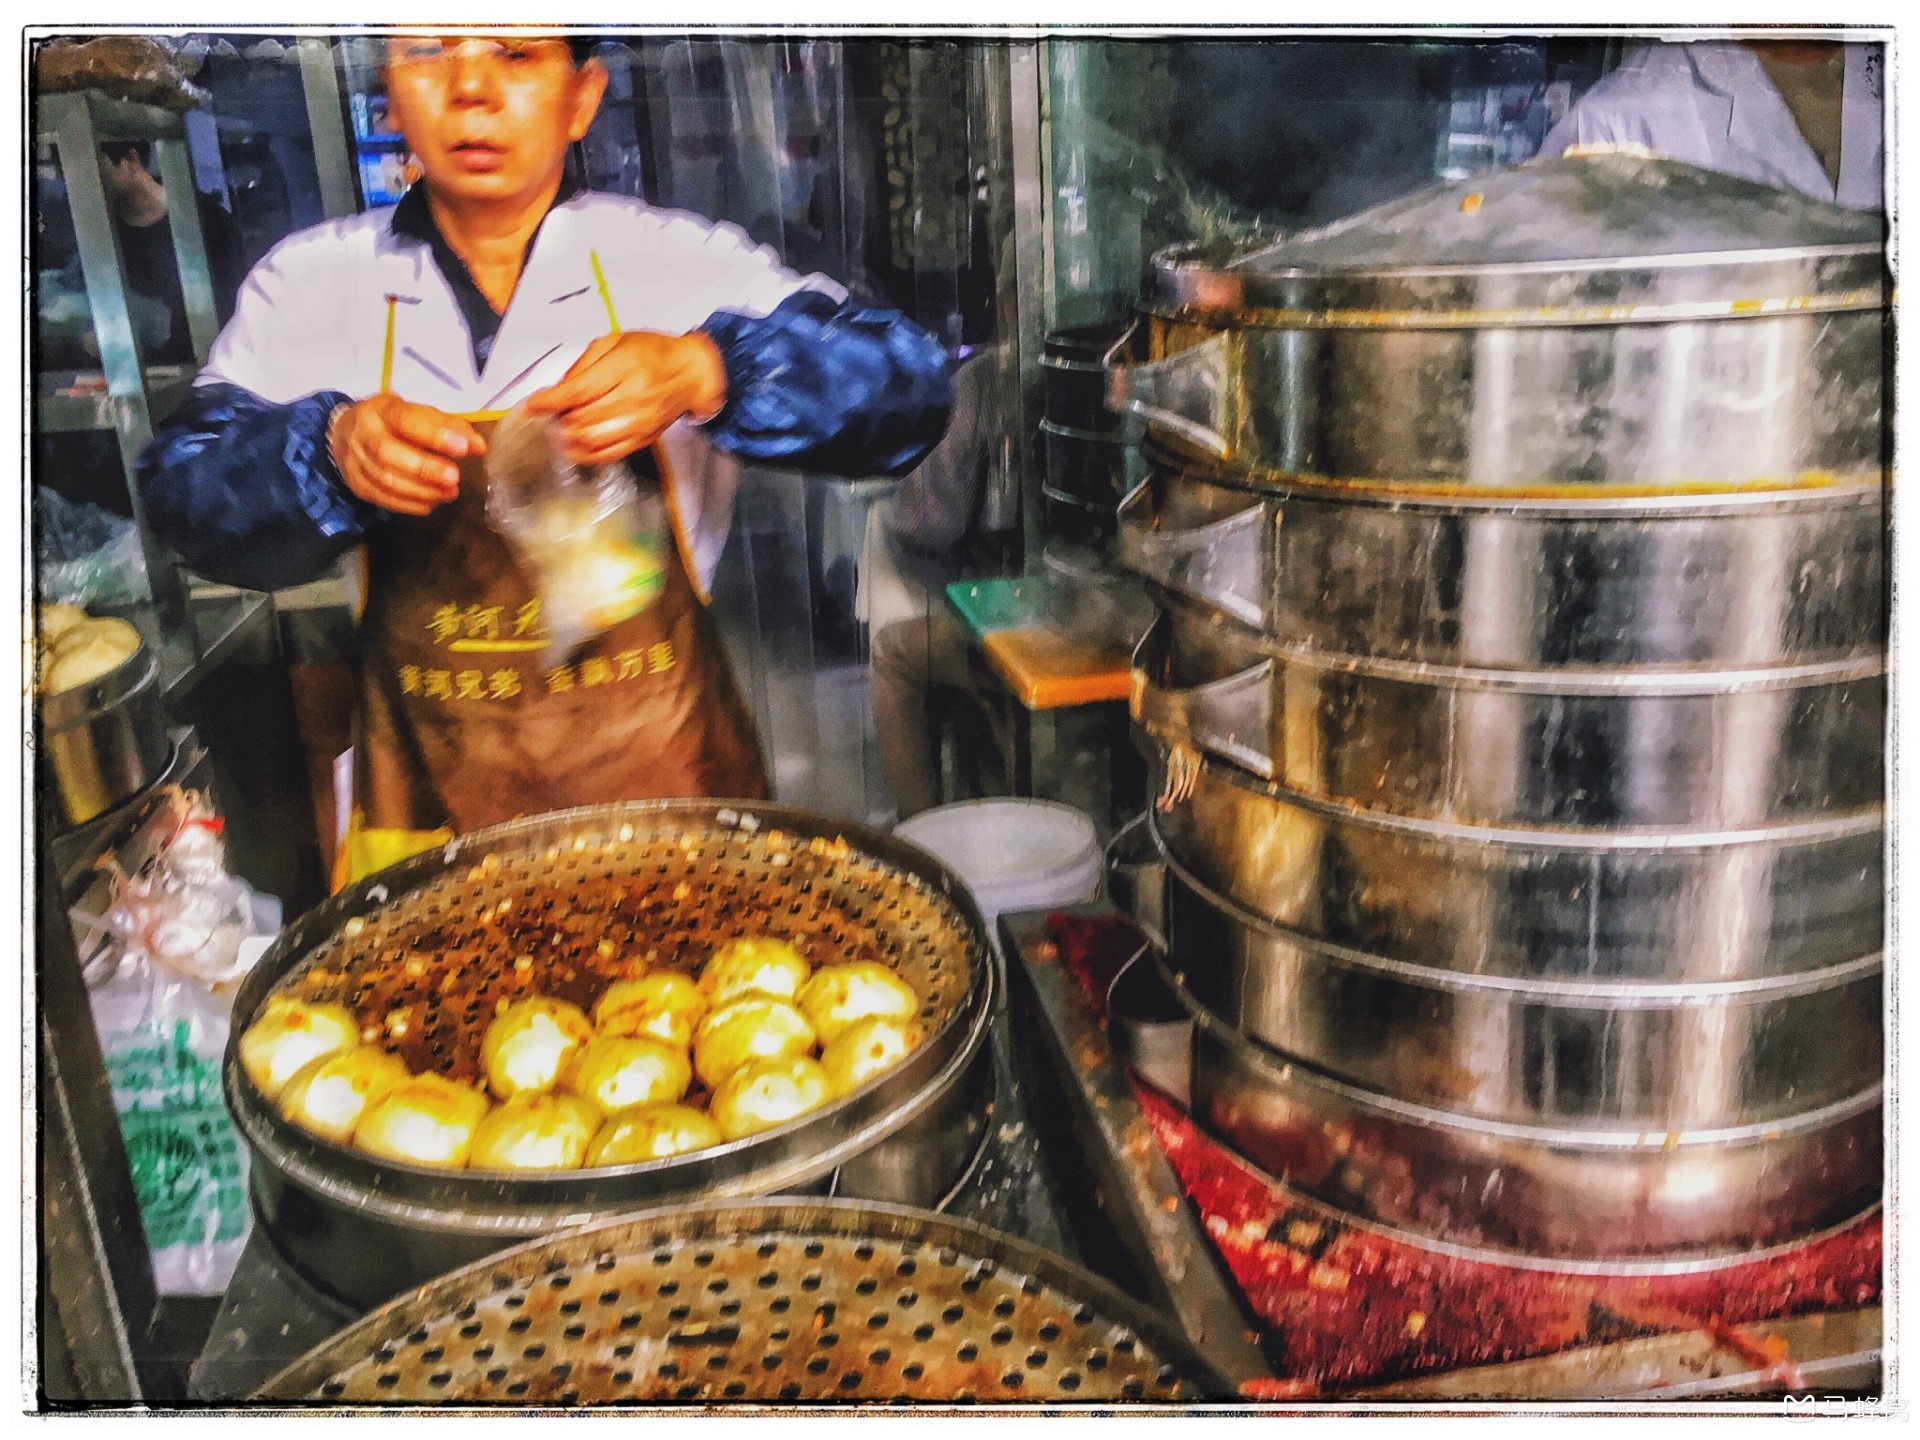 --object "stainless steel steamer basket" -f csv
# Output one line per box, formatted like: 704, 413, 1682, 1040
226, 801, 997, 1310
1117, 460, 1886, 668
37, 639, 171, 829
1117, 309, 1883, 486
1161, 856, 1882, 1129
1147, 746, 1884, 983
1174, 966, 1883, 1263
1131, 599, 1884, 829
1112, 153, 1887, 488
253, 1199, 1232, 1404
